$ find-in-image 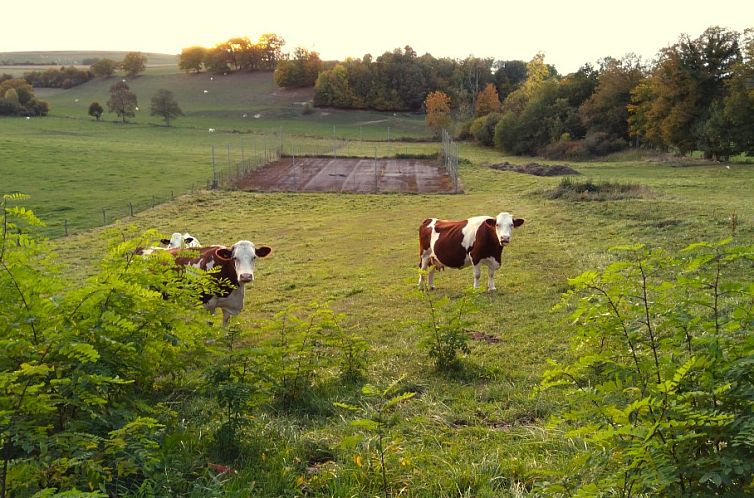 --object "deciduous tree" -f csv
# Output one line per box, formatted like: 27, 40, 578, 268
424, 90, 452, 136
580, 55, 645, 140
121, 51, 147, 77
88, 101, 103, 120
475, 83, 500, 117
150, 89, 183, 126
91, 58, 118, 78
107, 81, 137, 123
179, 46, 207, 73
274, 47, 322, 88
